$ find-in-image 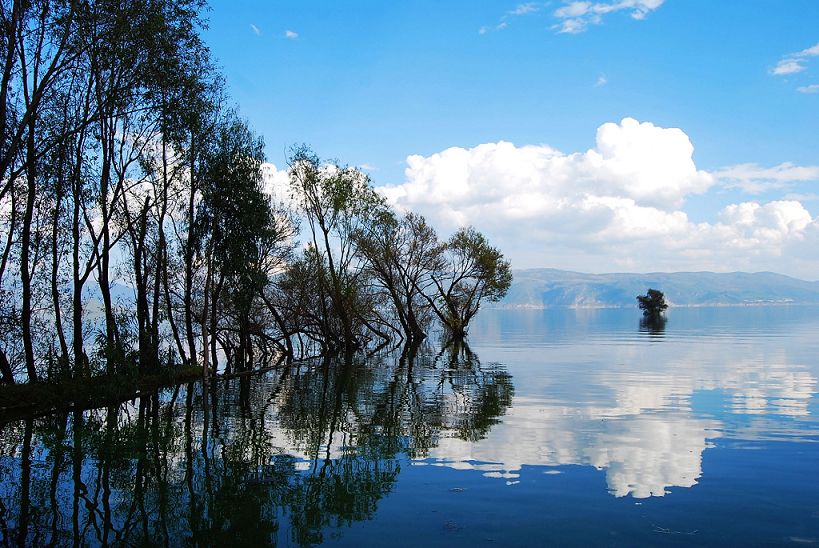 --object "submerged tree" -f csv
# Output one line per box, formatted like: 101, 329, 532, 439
421, 227, 512, 340
354, 211, 441, 344
0, 0, 516, 381
637, 288, 668, 317
197, 114, 296, 373
286, 146, 388, 354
